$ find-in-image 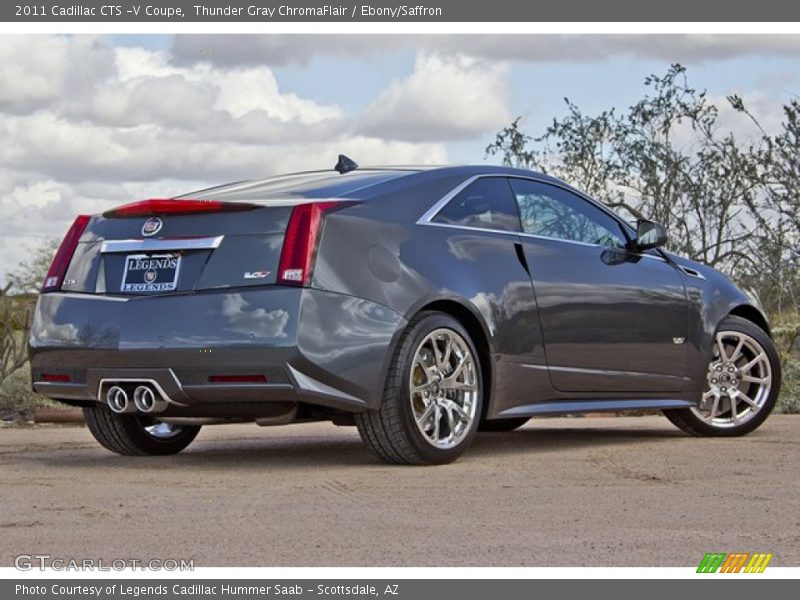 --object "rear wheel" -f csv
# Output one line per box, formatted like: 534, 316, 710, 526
479, 417, 530, 432
83, 405, 201, 455
663, 315, 780, 437
356, 311, 483, 465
